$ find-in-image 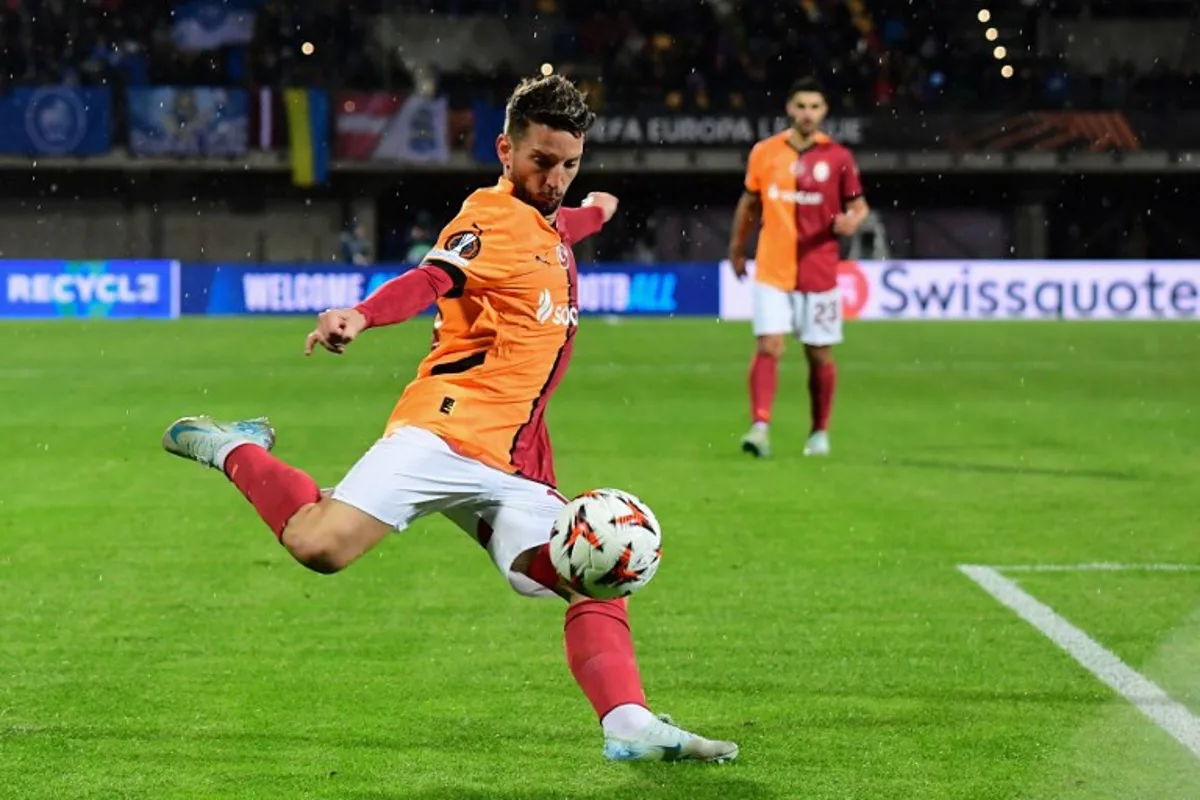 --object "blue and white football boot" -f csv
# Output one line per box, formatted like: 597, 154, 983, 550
162, 415, 276, 470
603, 714, 739, 763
